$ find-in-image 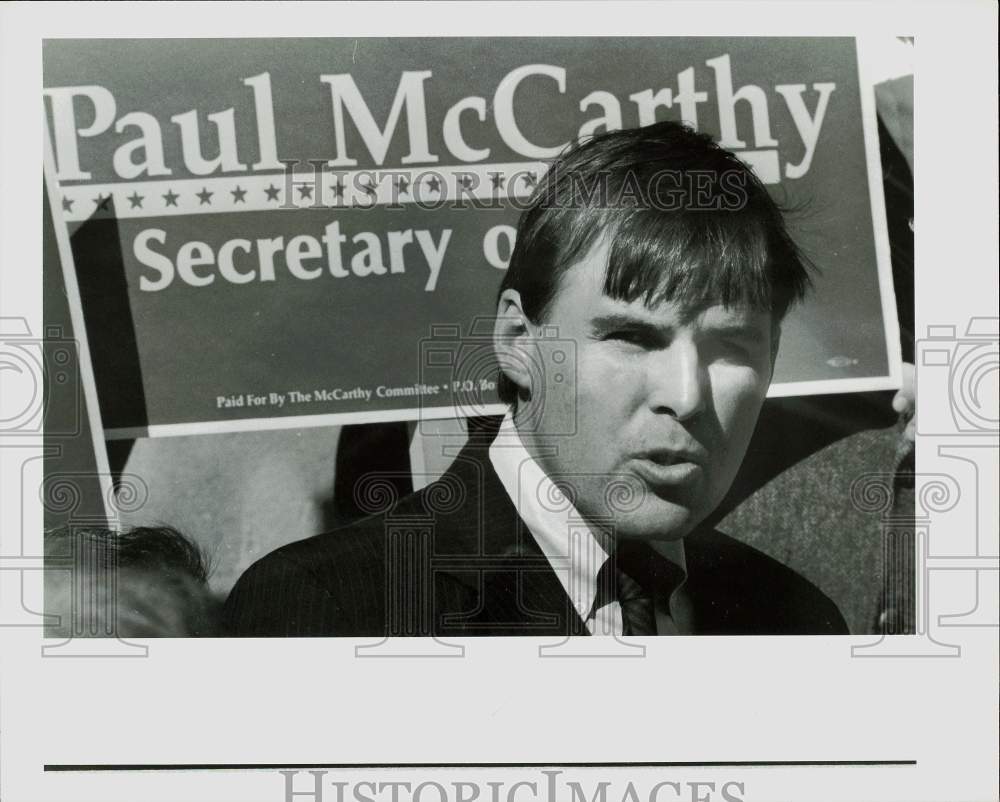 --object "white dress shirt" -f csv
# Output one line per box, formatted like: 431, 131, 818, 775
488, 412, 686, 635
